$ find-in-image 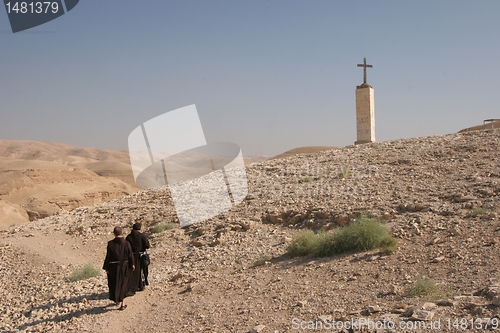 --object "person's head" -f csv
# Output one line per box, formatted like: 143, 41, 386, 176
132, 222, 142, 231
113, 226, 123, 237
